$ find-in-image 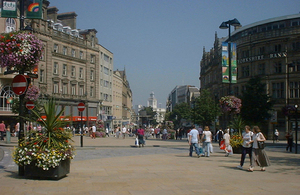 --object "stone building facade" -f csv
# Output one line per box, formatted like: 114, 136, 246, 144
200, 13, 300, 138
0, 1, 119, 131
